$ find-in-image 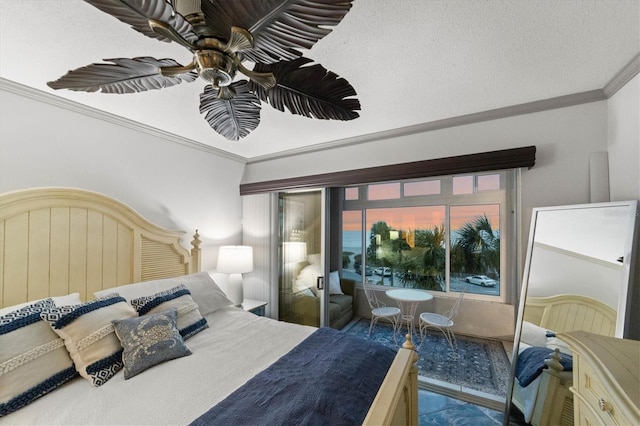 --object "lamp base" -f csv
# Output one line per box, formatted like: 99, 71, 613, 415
227, 273, 244, 307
